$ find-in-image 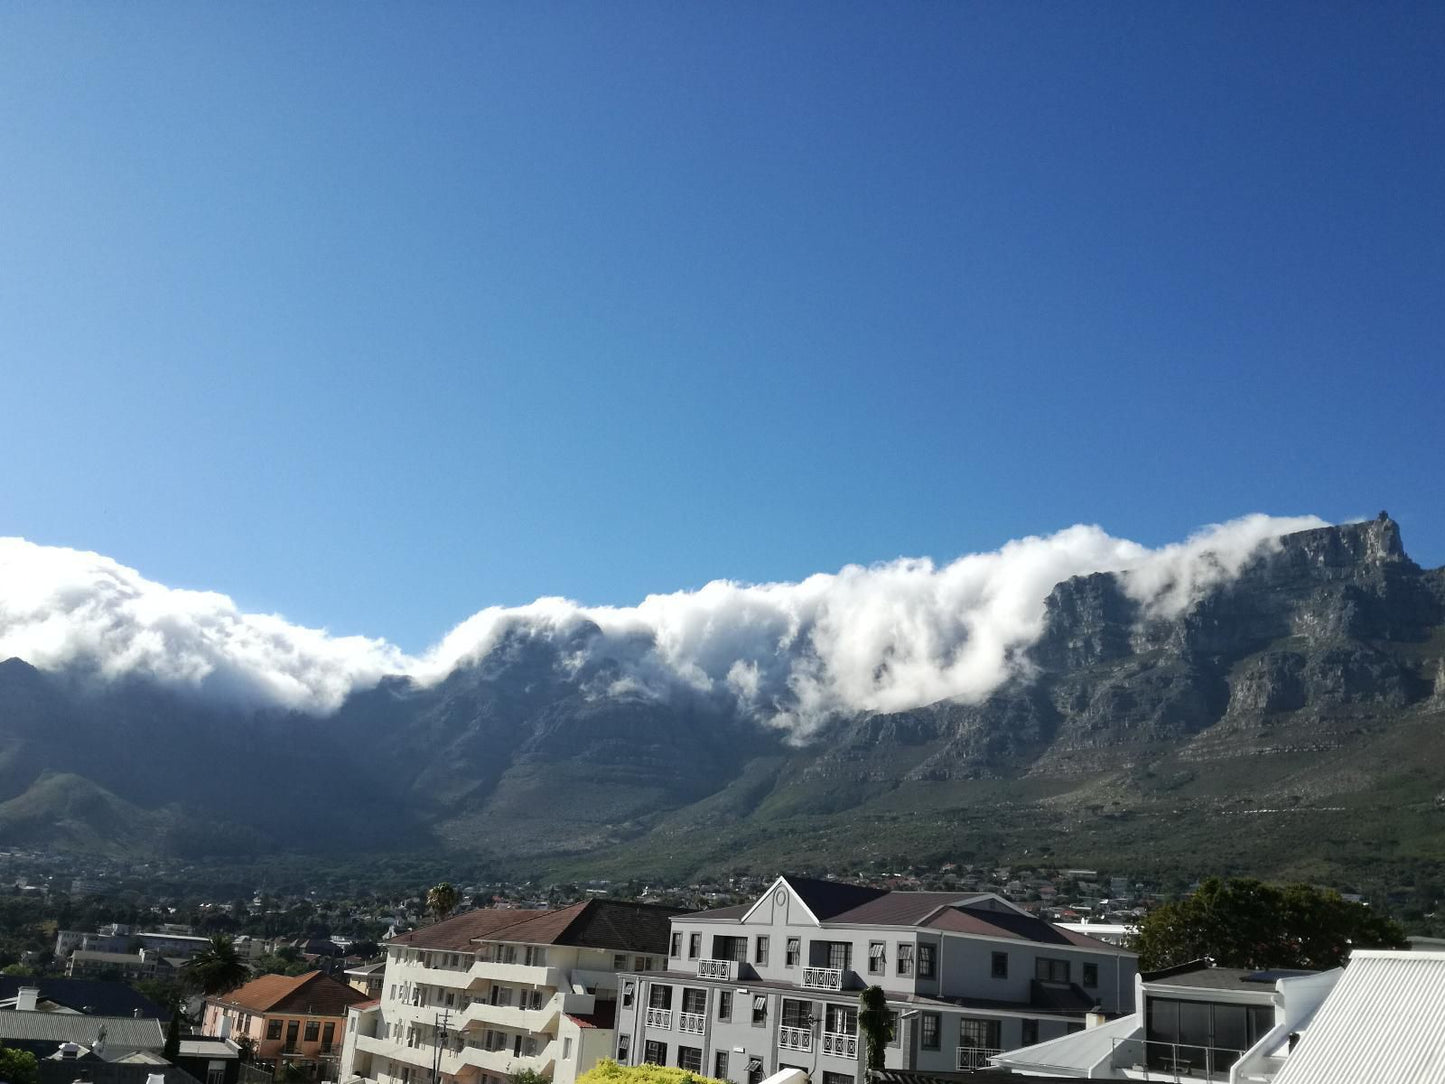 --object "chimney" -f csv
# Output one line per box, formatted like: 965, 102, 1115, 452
17, 986, 39, 1012
1085, 1009, 1108, 1029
